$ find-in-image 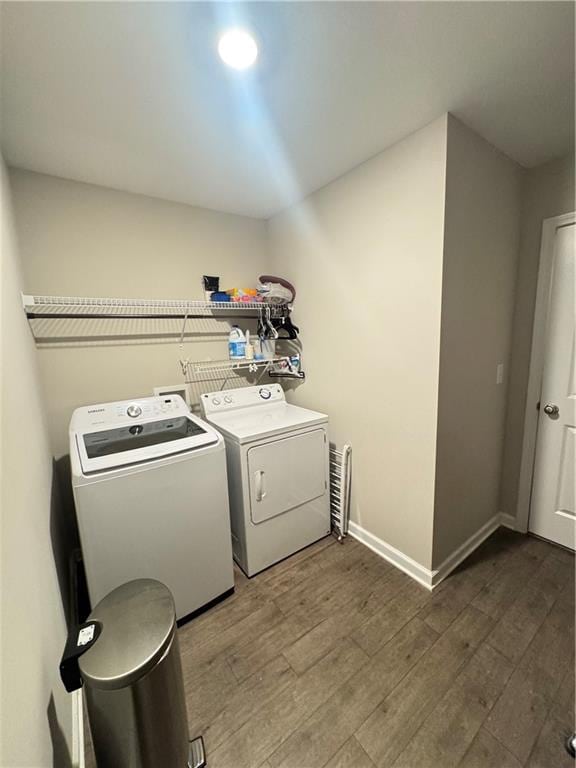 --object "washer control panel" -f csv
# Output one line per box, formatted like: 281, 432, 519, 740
72, 395, 189, 429
118, 399, 180, 420
201, 384, 285, 415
